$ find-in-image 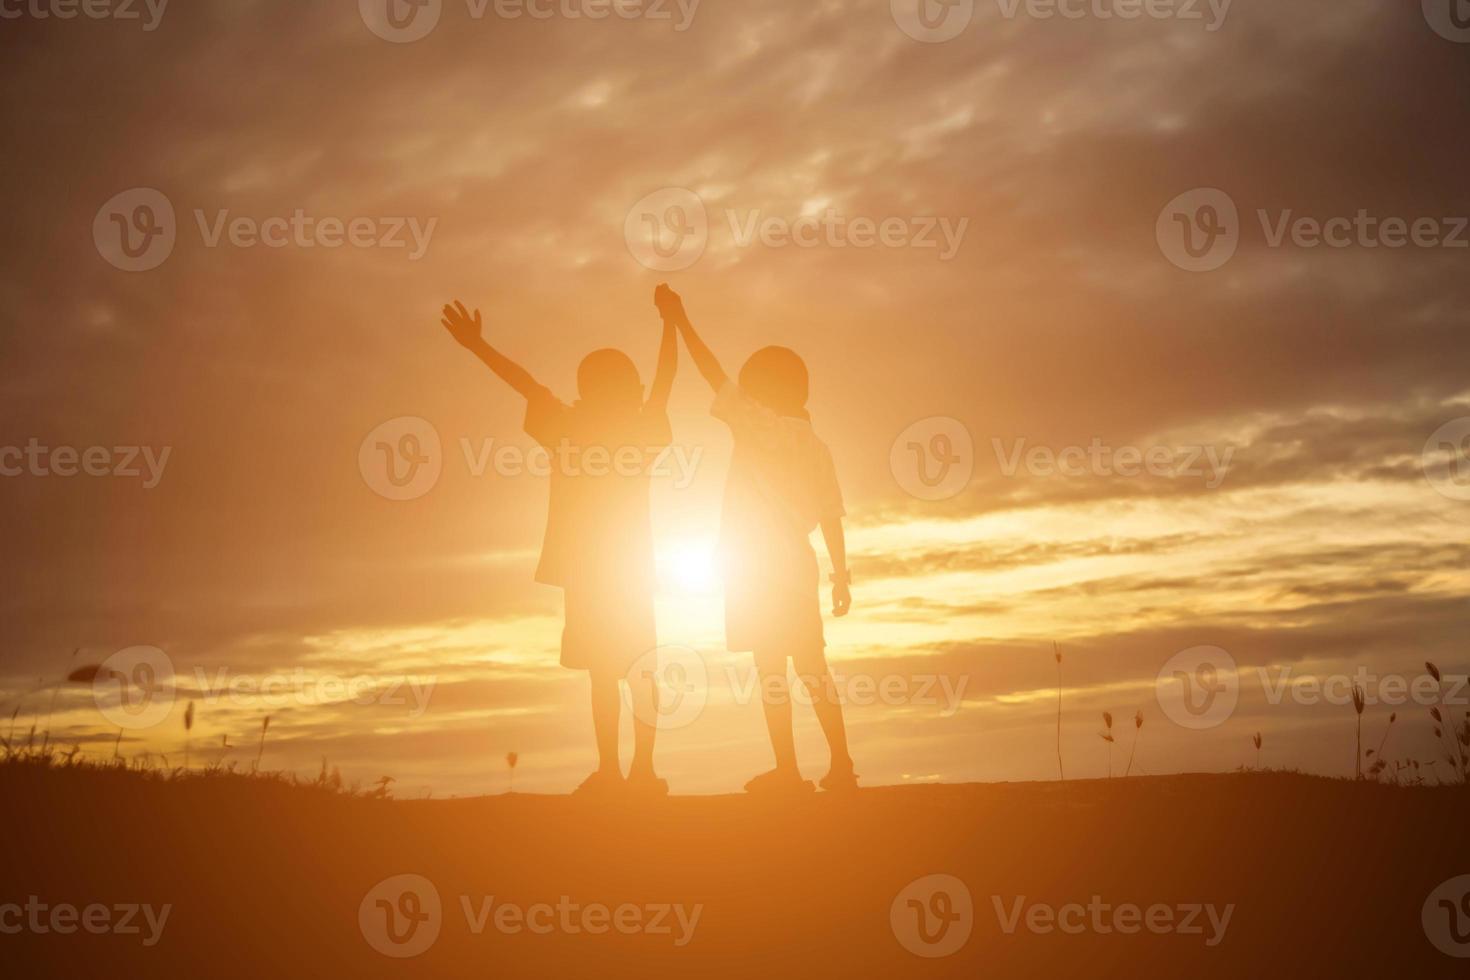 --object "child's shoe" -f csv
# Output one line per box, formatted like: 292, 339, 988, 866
626, 770, 670, 797
819, 764, 859, 793
573, 769, 625, 797
743, 768, 814, 795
